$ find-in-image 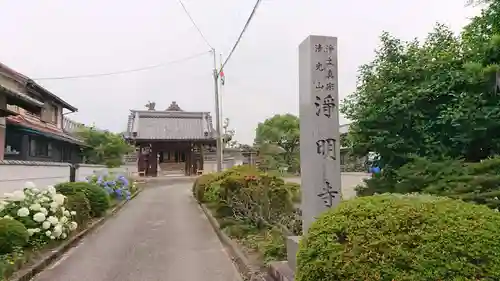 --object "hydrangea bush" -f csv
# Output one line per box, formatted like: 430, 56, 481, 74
86, 173, 133, 201
0, 182, 78, 241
